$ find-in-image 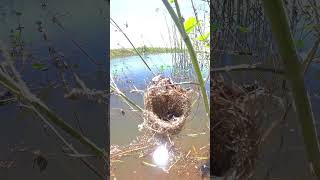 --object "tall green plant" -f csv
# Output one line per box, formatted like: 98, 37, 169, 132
262, 0, 320, 178
162, 0, 210, 118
